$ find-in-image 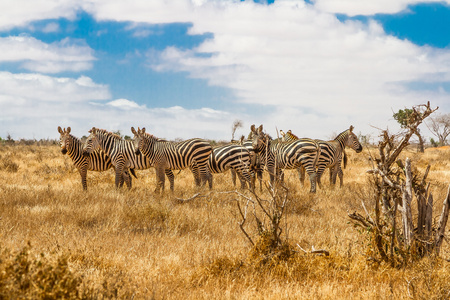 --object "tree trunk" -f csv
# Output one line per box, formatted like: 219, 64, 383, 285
415, 132, 425, 153
435, 185, 450, 255
401, 158, 414, 246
